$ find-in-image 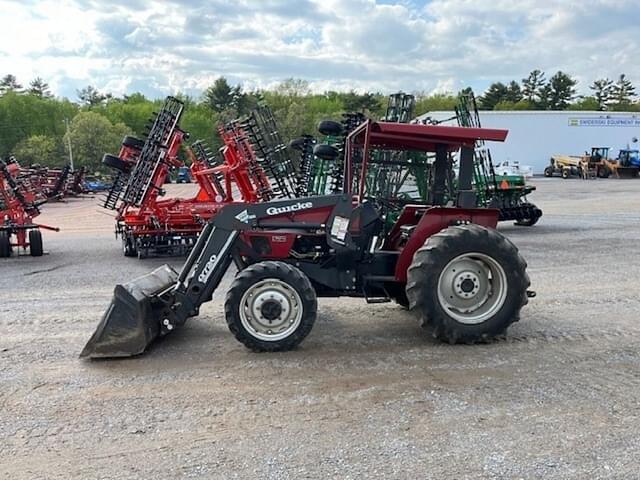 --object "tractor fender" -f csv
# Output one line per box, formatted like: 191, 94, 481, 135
394, 207, 499, 283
